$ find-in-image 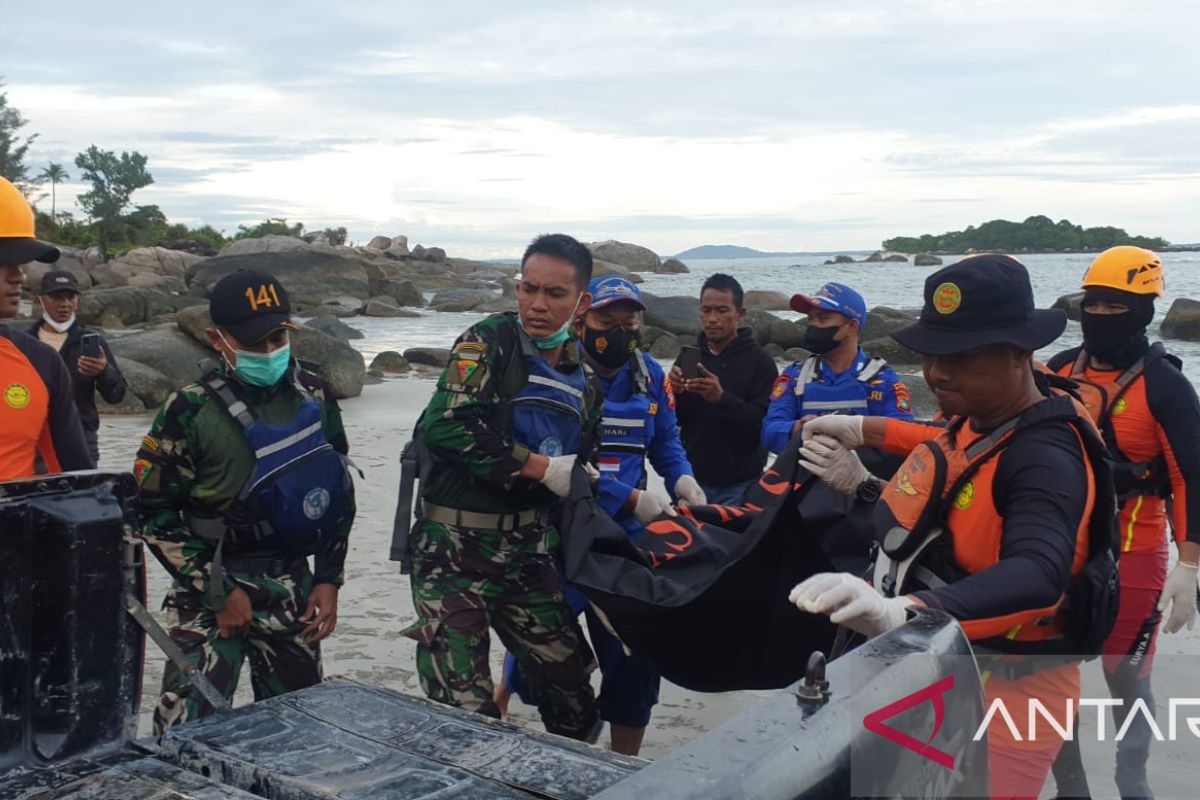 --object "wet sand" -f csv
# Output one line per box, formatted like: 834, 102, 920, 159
98, 376, 1200, 796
